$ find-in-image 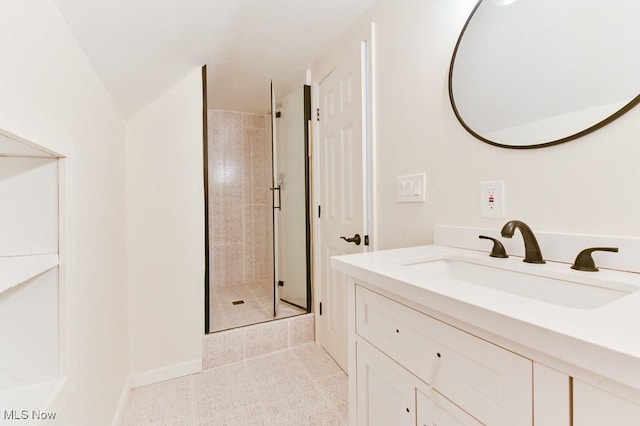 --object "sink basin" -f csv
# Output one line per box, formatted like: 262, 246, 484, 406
404, 258, 637, 309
